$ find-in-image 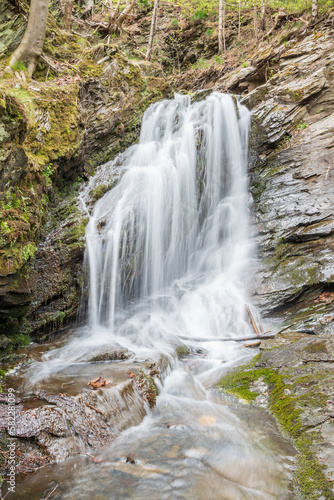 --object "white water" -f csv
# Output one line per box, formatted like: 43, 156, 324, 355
82, 92, 253, 353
